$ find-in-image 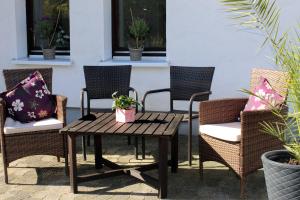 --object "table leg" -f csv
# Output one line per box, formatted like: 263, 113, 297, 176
135, 136, 138, 160
171, 130, 178, 173
94, 135, 103, 169
68, 134, 78, 193
63, 135, 69, 176
158, 137, 168, 199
